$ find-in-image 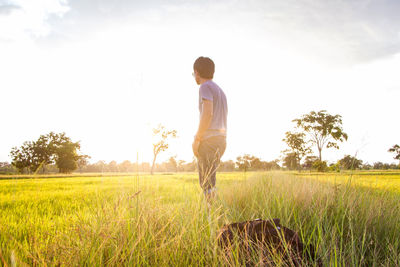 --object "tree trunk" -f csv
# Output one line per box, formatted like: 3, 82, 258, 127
318, 148, 322, 161
151, 154, 157, 175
